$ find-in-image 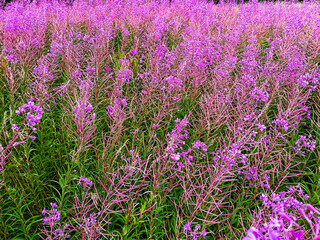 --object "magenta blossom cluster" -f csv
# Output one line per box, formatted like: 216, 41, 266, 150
244, 186, 314, 240
106, 97, 128, 119
166, 116, 190, 154
294, 135, 316, 153
166, 115, 192, 171
212, 142, 243, 170
272, 118, 289, 132
1, 0, 320, 239
192, 140, 207, 152
41, 203, 70, 239
77, 176, 93, 189
183, 222, 207, 240
43, 203, 61, 226
297, 73, 319, 91
12, 98, 46, 141
15, 98, 44, 129
2, 46, 18, 64
73, 103, 96, 125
